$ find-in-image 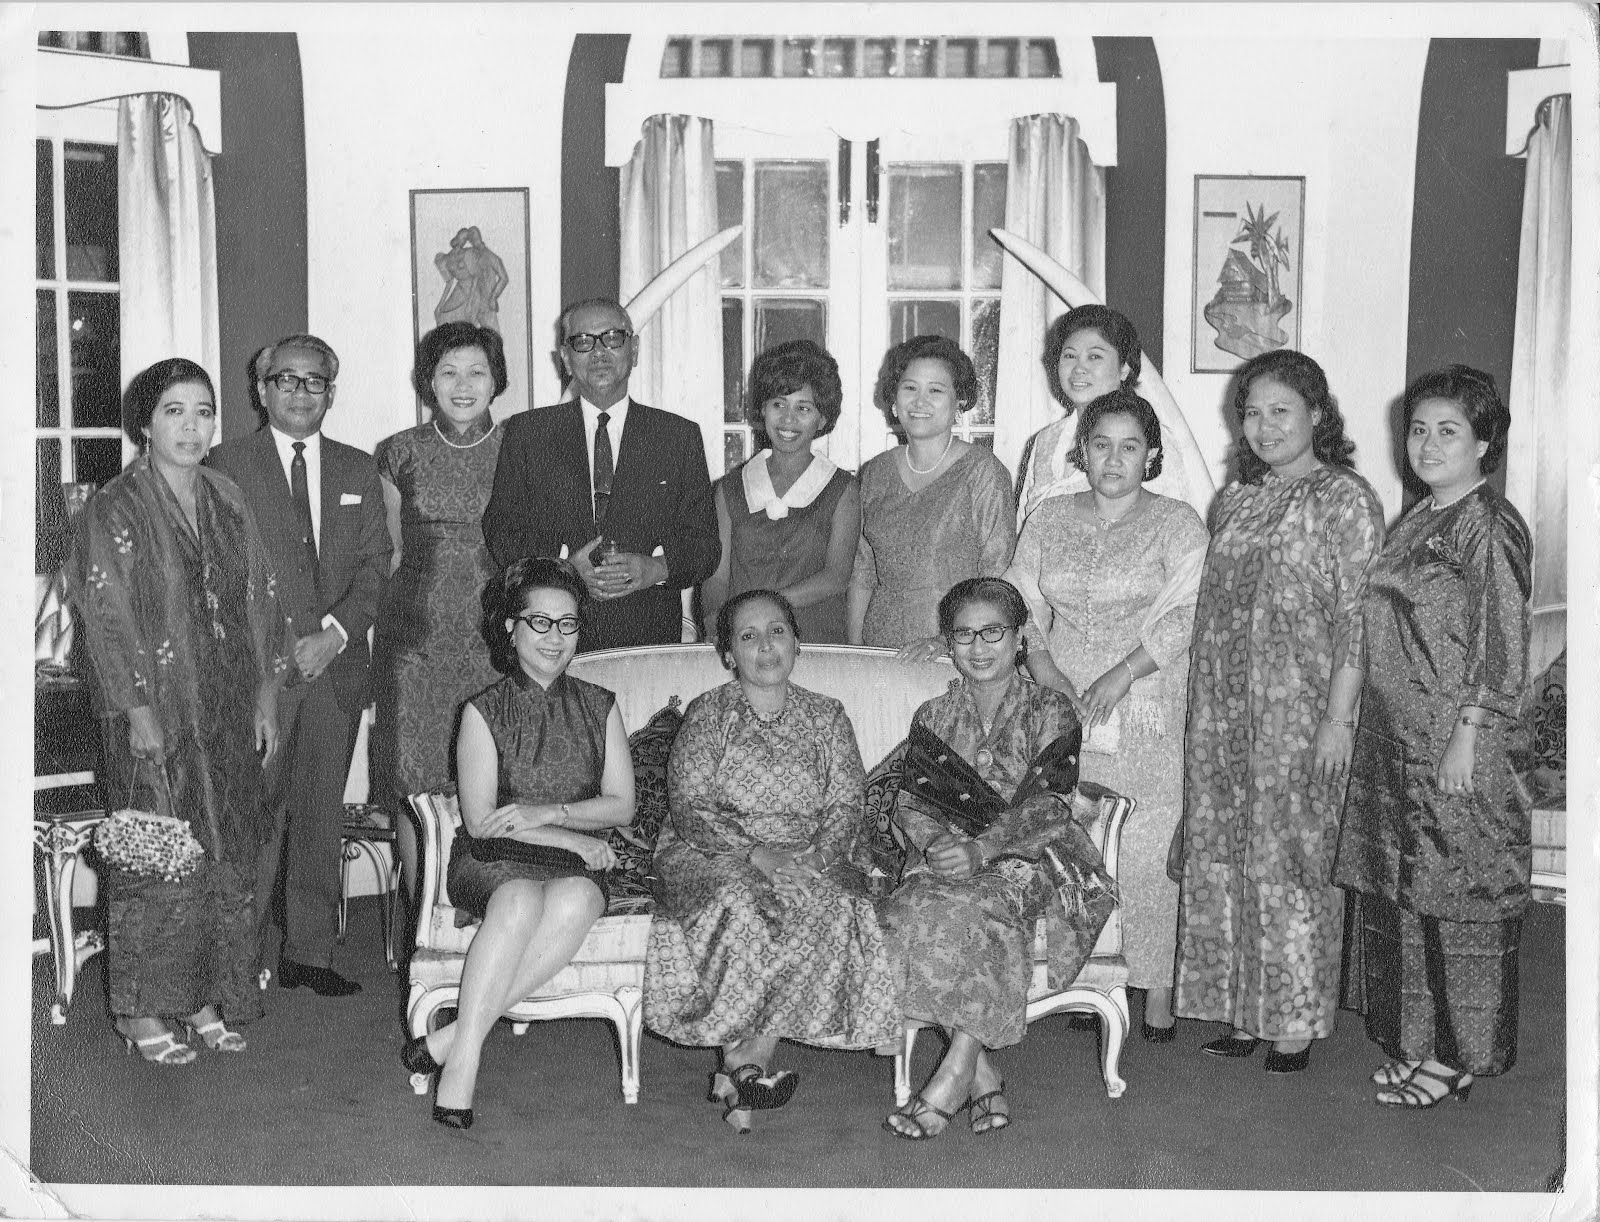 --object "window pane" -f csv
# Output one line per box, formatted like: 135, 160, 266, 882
74, 437, 124, 488
37, 140, 55, 279
697, 39, 732, 77
716, 162, 744, 288
64, 142, 117, 282
822, 39, 854, 77
724, 430, 748, 472
754, 298, 826, 354
887, 165, 961, 291
863, 39, 893, 76
902, 39, 934, 77
37, 439, 62, 573
971, 164, 1007, 290
722, 298, 745, 423
944, 39, 977, 78
781, 39, 812, 77
969, 299, 1001, 424
737, 39, 773, 77
888, 300, 959, 347
69, 291, 121, 428
37, 291, 59, 428
753, 162, 828, 289
982, 39, 1019, 78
